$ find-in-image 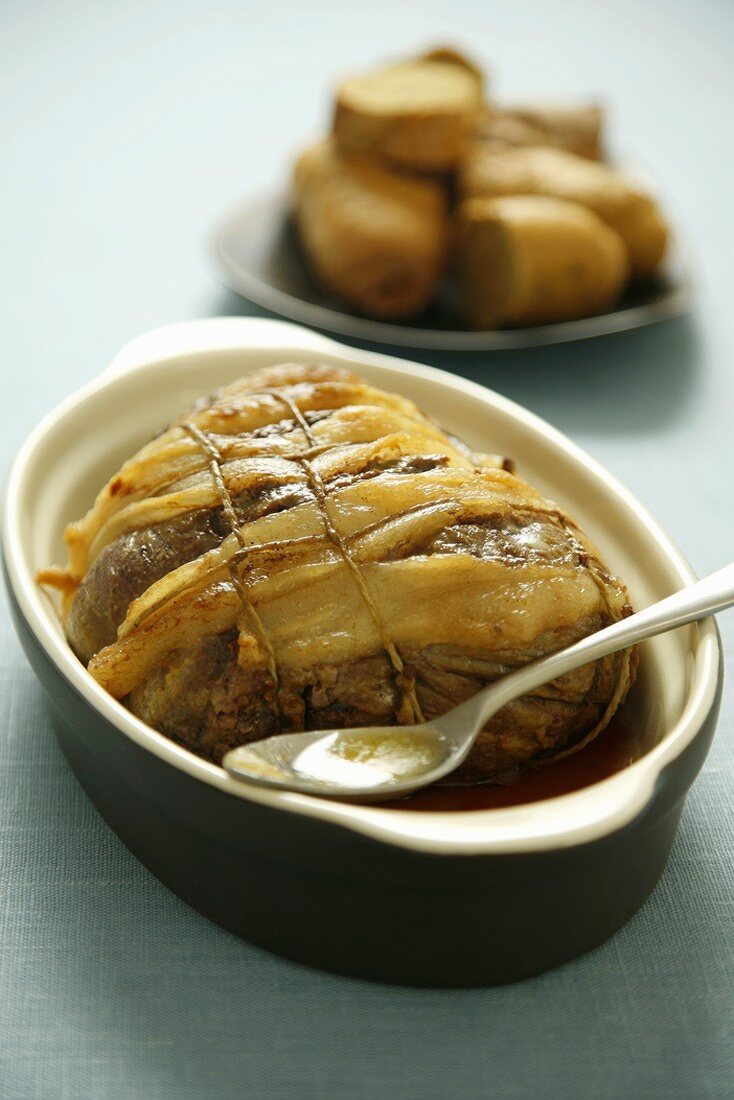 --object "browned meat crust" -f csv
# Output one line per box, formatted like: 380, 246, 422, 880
45, 363, 637, 785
